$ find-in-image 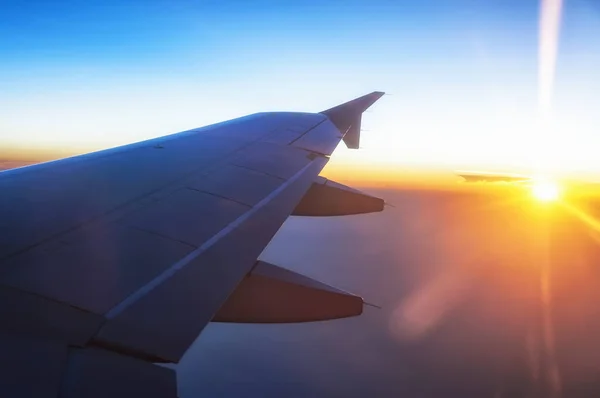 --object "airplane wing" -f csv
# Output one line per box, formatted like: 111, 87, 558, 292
0, 92, 384, 397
